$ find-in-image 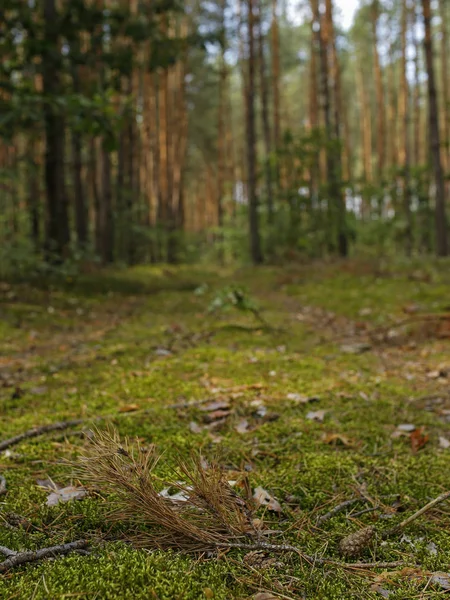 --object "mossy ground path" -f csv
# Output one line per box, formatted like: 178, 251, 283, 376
1, 260, 450, 599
